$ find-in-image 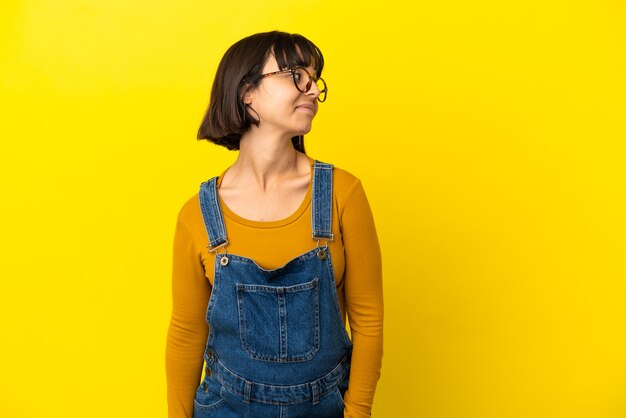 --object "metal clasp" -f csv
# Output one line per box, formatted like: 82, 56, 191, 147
315, 239, 330, 260
207, 241, 229, 266
207, 240, 229, 253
